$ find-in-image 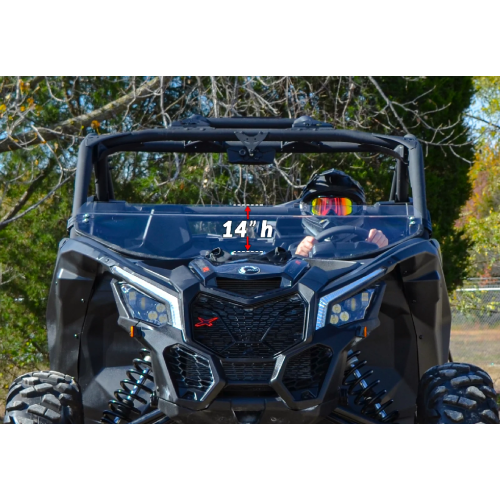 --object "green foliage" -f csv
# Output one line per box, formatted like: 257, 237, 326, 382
448, 77, 500, 318
459, 146, 500, 277
452, 286, 500, 317
0, 182, 72, 368
473, 76, 500, 134
458, 77, 500, 280
467, 210, 500, 276
376, 77, 474, 289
